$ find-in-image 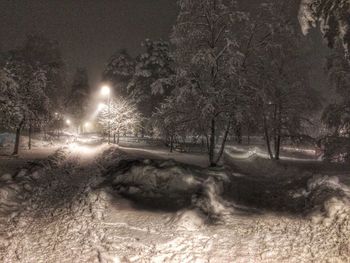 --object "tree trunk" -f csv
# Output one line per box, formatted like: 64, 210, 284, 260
215, 121, 231, 164
170, 134, 174, 153
28, 123, 32, 150
209, 118, 216, 167
117, 131, 120, 144
274, 103, 282, 160
113, 133, 116, 144
275, 133, 281, 160
235, 123, 242, 144
201, 136, 205, 152
263, 114, 274, 159
13, 118, 24, 156
205, 134, 210, 153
